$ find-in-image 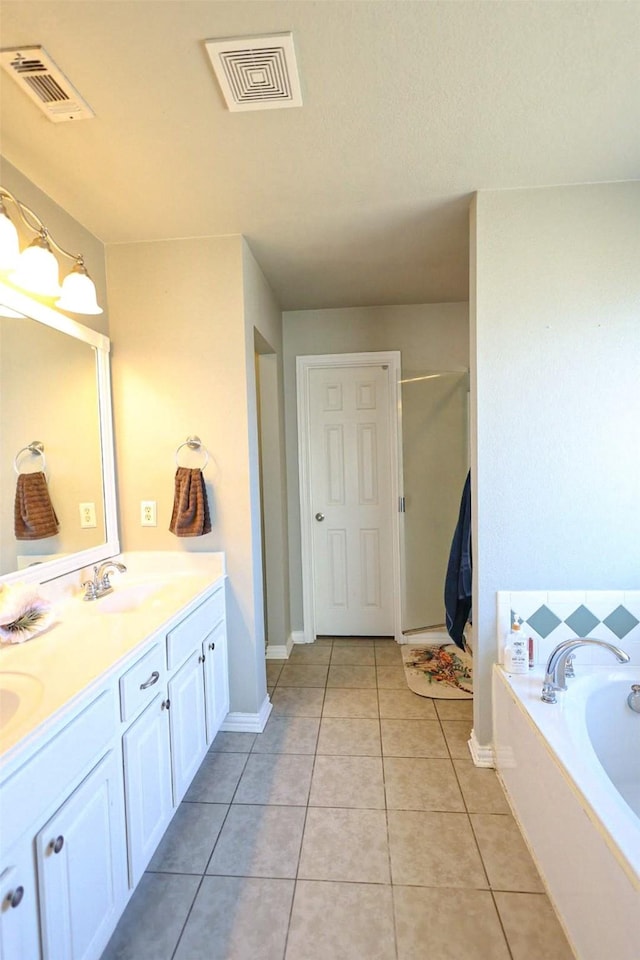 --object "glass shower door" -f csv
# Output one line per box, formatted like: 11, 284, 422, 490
400, 370, 469, 638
